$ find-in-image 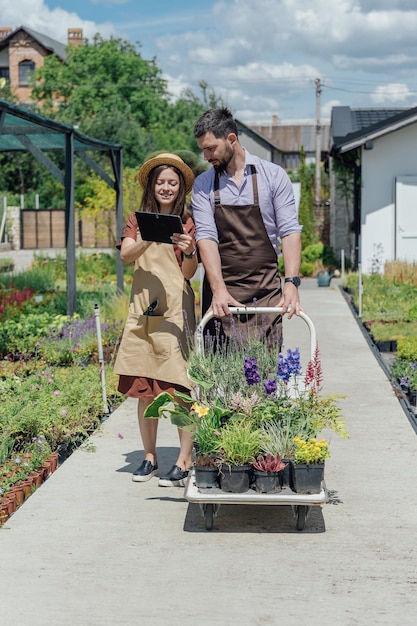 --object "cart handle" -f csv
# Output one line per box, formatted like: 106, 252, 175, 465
196, 307, 317, 361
